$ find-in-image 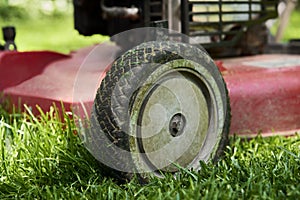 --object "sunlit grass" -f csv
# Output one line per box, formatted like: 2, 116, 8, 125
0, 106, 102, 198
0, 105, 299, 199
